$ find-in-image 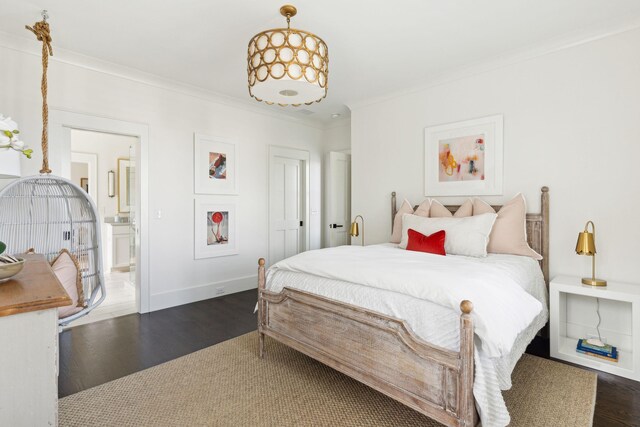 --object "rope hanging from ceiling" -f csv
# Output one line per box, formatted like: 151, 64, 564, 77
25, 18, 53, 174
